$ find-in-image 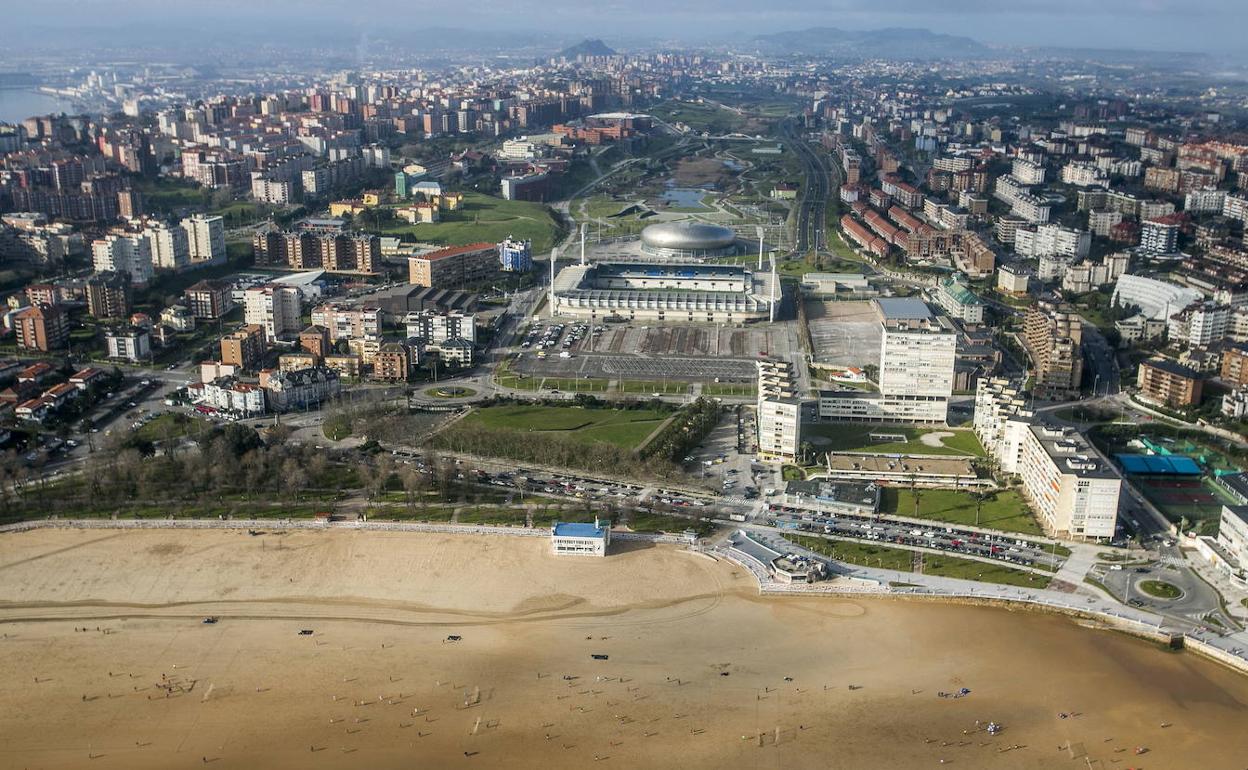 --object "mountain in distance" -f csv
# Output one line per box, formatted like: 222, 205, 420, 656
752, 27, 991, 59
559, 39, 617, 58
